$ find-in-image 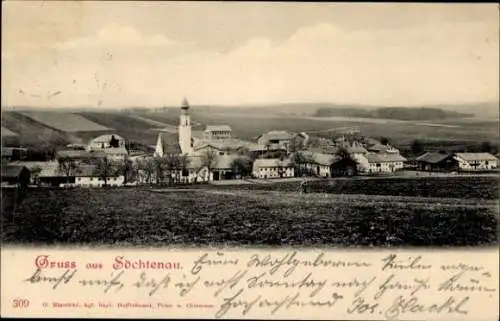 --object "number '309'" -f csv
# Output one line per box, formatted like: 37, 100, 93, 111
13, 299, 30, 308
